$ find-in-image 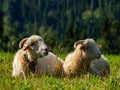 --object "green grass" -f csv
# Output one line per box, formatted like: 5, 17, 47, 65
0, 52, 120, 90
